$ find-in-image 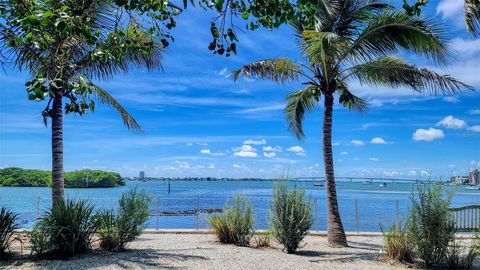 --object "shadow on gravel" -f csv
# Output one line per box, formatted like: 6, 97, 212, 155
1, 248, 210, 270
